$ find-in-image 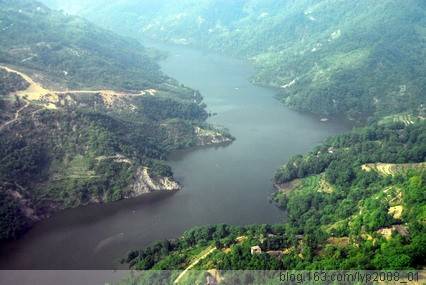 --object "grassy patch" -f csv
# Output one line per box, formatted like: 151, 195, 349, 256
362, 162, 426, 176
379, 113, 419, 125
